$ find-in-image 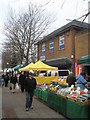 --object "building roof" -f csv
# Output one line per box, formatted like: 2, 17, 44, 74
36, 20, 89, 44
